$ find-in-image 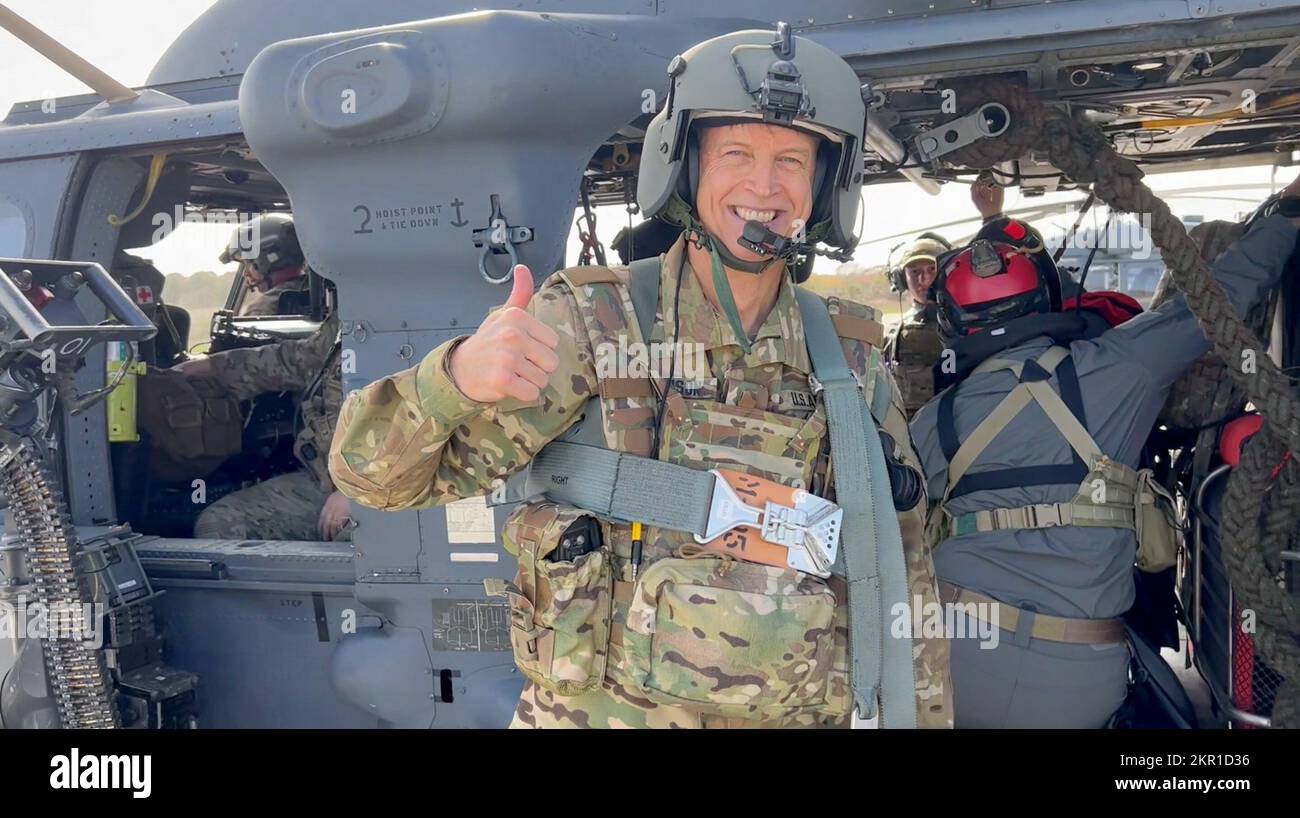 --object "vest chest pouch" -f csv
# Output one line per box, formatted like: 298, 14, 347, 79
613, 397, 851, 718
485, 502, 614, 696
615, 557, 850, 718
660, 395, 826, 490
